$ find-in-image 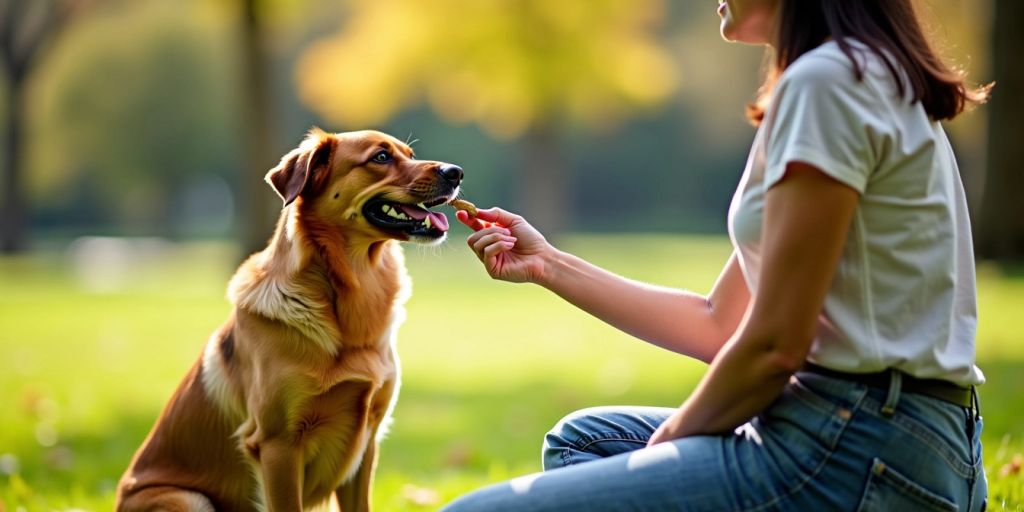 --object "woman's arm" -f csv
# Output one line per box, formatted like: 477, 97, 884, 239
541, 248, 749, 363
457, 209, 750, 363
648, 162, 859, 444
